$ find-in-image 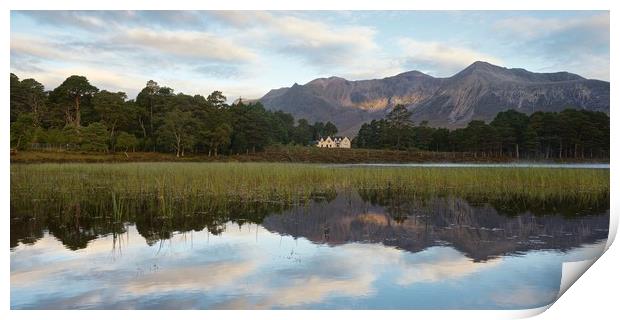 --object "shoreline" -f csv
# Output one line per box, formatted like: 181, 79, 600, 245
10, 147, 610, 164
